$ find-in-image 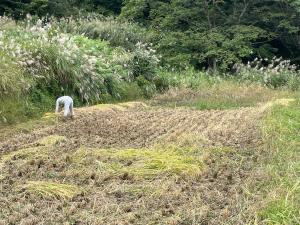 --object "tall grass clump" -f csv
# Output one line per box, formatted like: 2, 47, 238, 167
0, 15, 160, 123
0, 53, 29, 98
51, 16, 160, 93
234, 57, 300, 90
68, 17, 151, 50
156, 58, 300, 93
